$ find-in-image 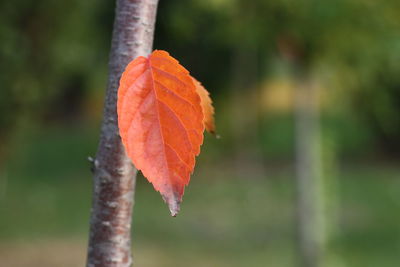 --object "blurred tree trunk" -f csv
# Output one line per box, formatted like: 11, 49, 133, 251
86, 0, 159, 266
294, 77, 325, 267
